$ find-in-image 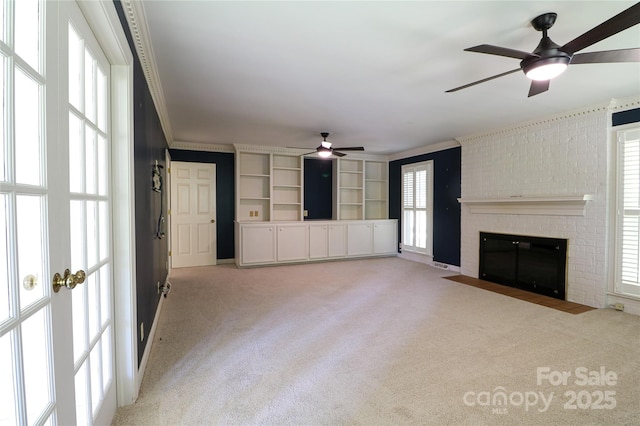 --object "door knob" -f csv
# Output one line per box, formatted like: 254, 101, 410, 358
210, 219, 215, 223
52, 269, 86, 293
23, 274, 38, 290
